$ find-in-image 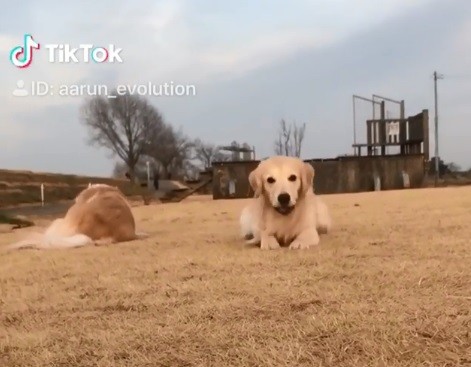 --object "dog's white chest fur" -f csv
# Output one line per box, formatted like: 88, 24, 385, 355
264, 198, 314, 245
